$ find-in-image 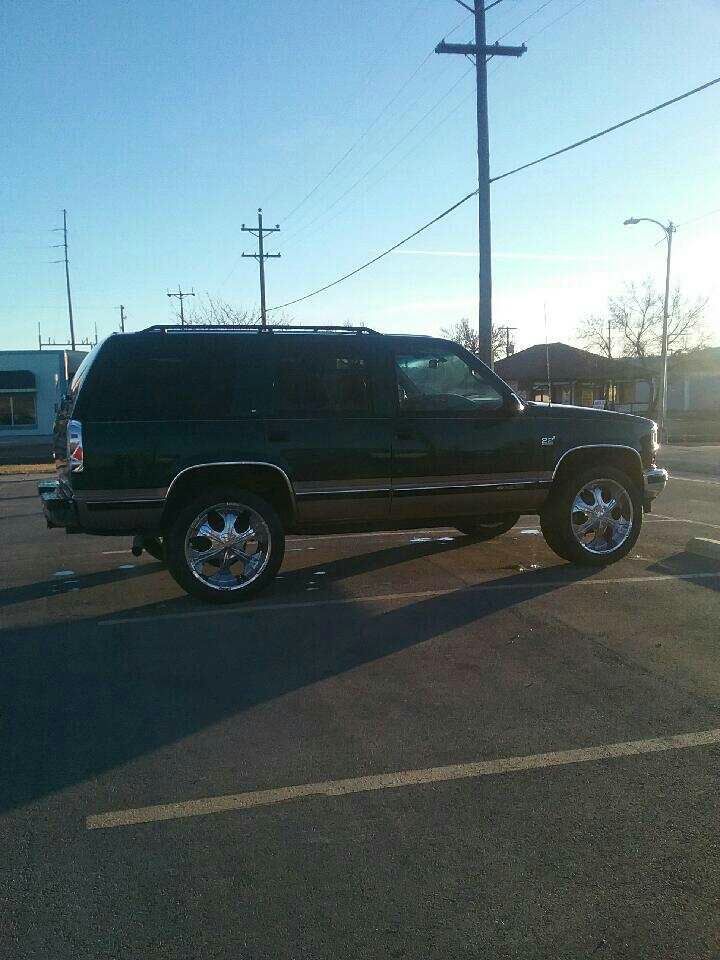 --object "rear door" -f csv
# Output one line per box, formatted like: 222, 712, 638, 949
390, 339, 546, 520
264, 335, 392, 523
